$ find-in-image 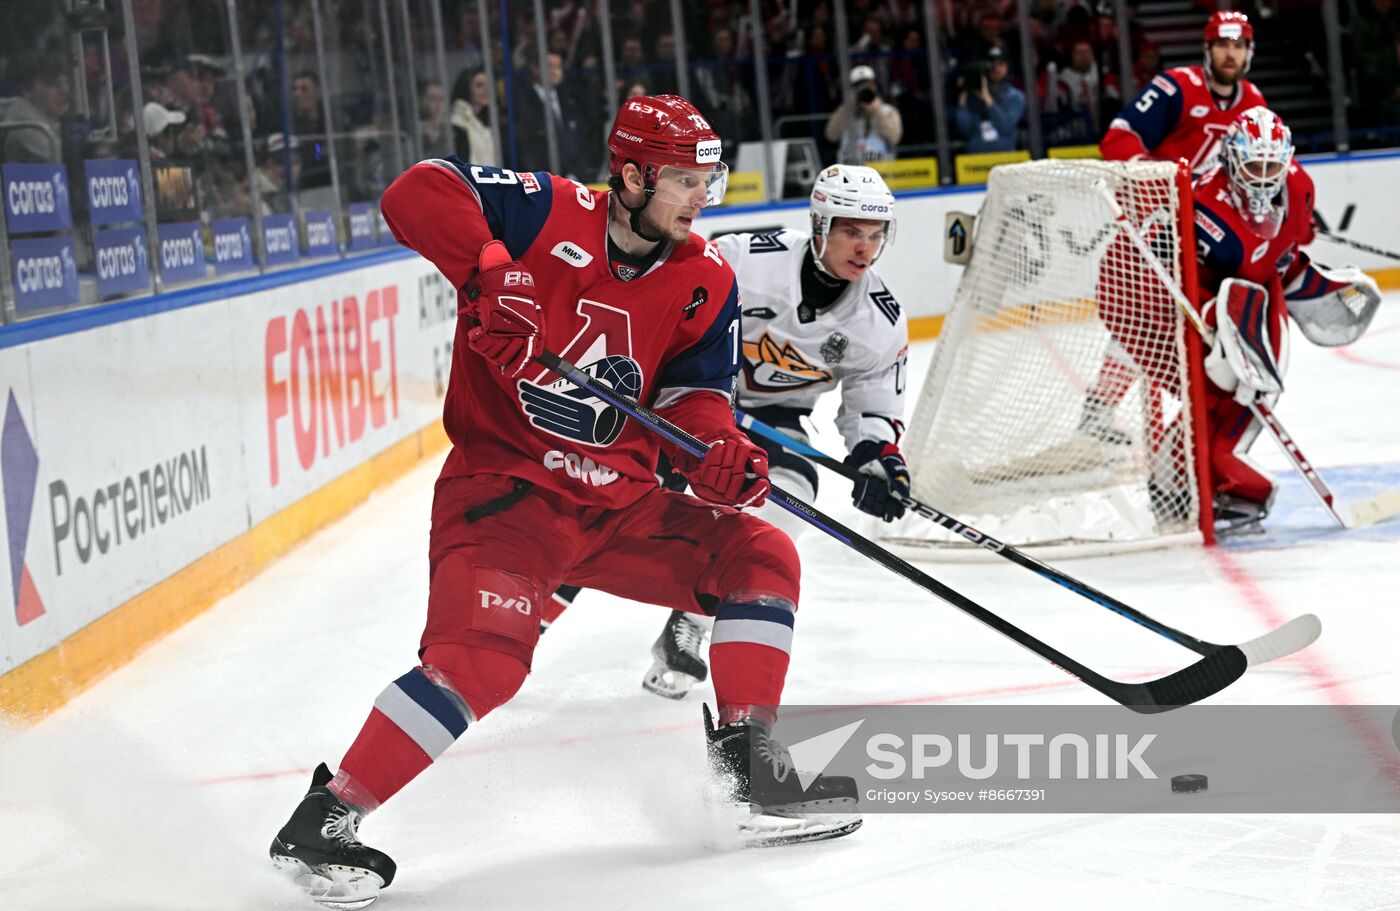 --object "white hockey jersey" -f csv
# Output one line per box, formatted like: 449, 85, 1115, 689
715, 228, 909, 449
